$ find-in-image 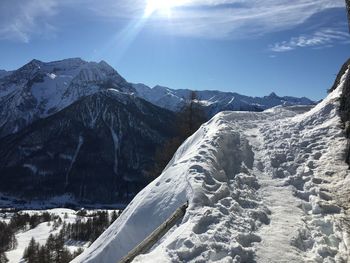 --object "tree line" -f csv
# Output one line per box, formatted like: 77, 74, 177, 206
62, 210, 120, 242
0, 211, 60, 263
23, 234, 82, 263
